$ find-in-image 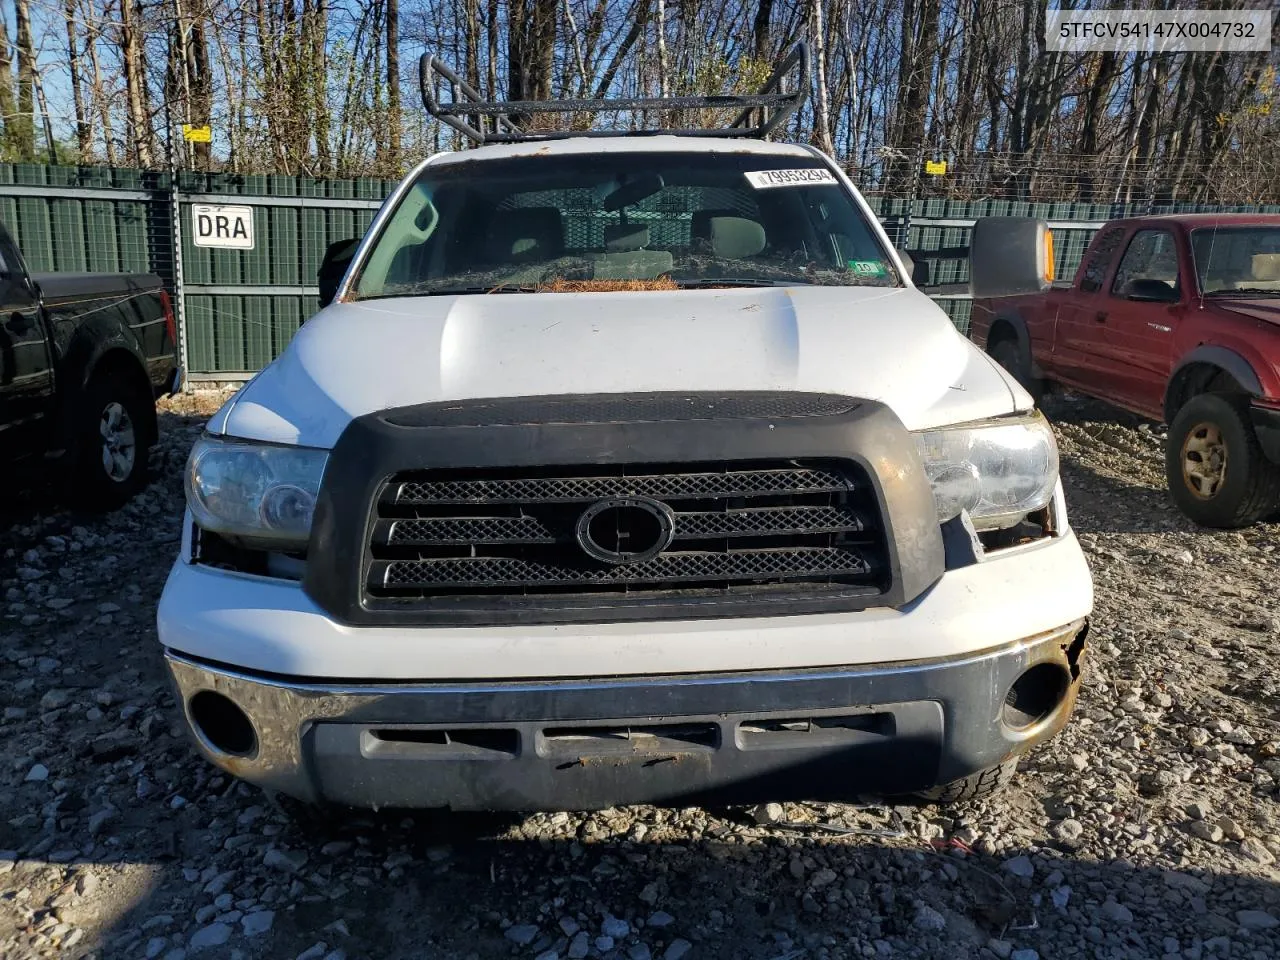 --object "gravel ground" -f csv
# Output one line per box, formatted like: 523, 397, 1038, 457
1, 389, 1278, 960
